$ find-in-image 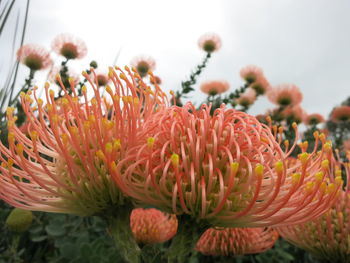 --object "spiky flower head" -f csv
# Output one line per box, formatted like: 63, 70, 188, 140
198, 33, 222, 53
130, 208, 178, 245
267, 84, 303, 107
281, 105, 307, 124
239, 65, 264, 85
331, 106, 350, 122
237, 88, 257, 107
17, 44, 52, 71
95, 72, 110, 87
131, 56, 156, 78
200, 80, 230, 96
115, 103, 341, 228
304, 113, 325, 126
52, 33, 87, 60
196, 227, 278, 256
0, 66, 167, 215
277, 188, 350, 263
